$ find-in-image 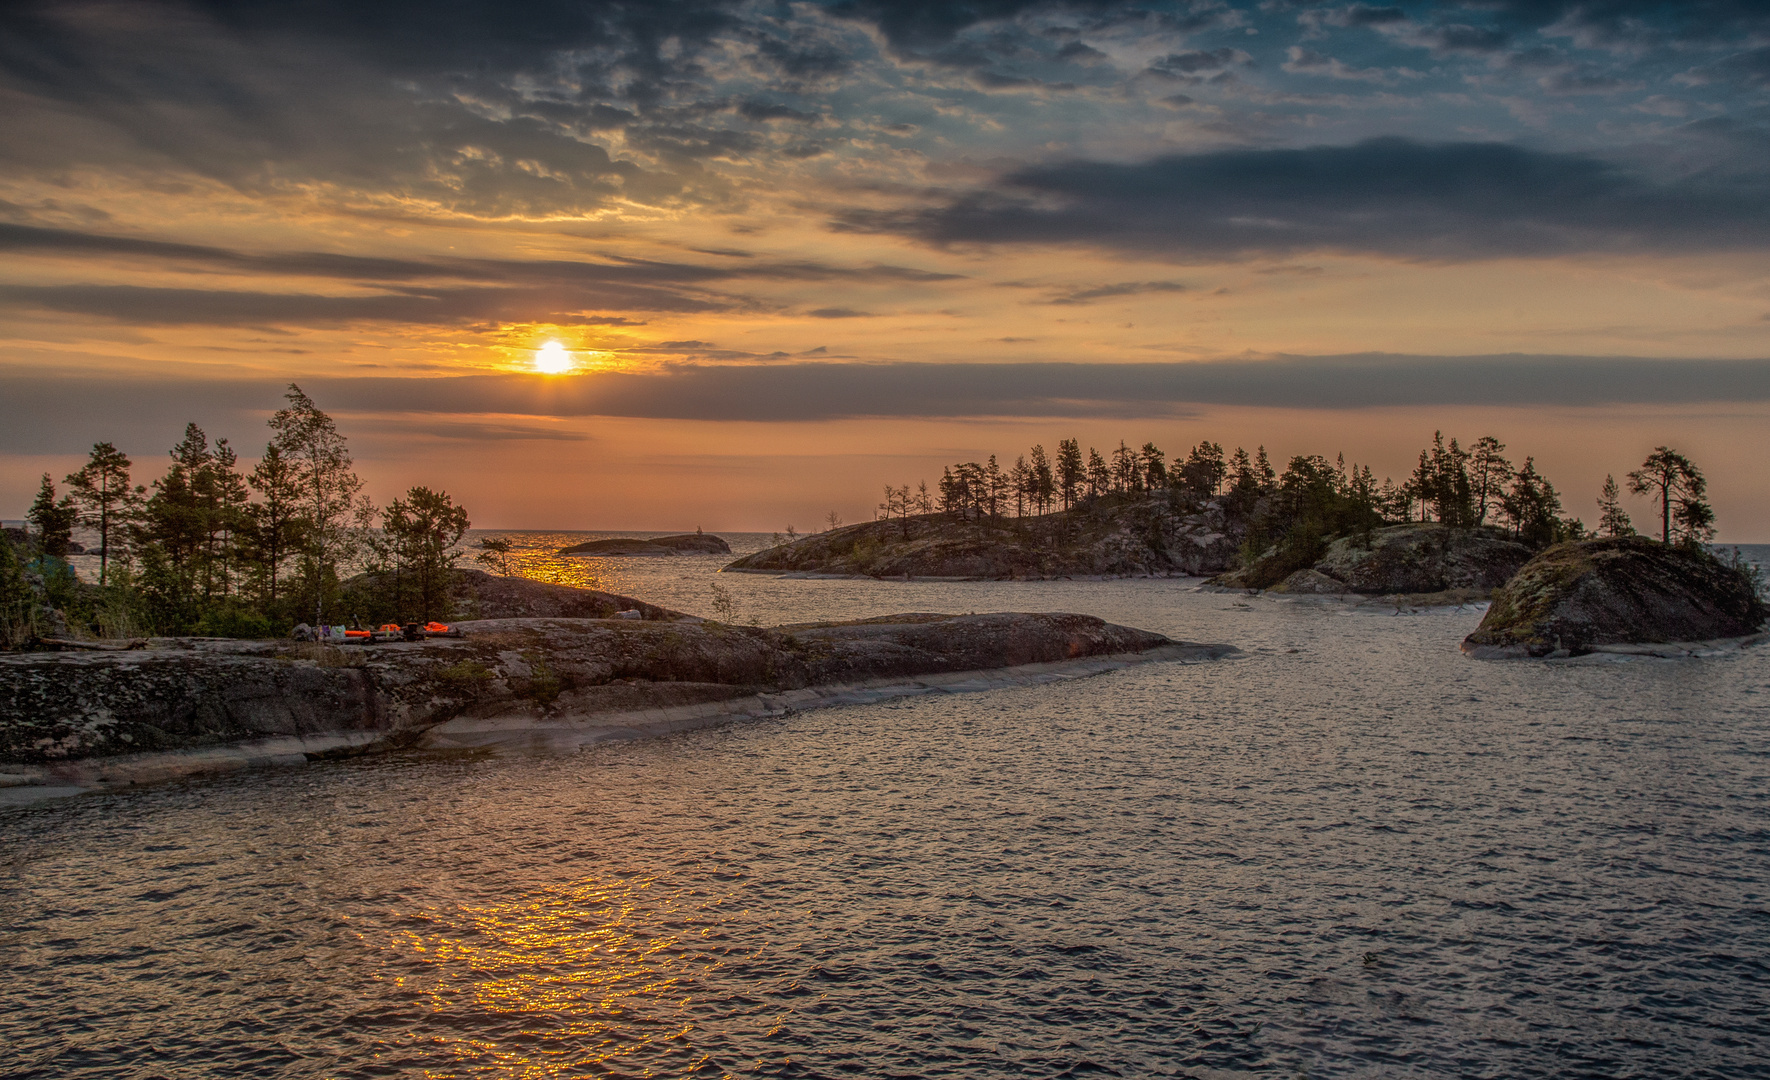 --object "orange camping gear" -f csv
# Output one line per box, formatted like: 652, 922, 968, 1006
344, 629, 370, 639
379, 624, 402, 632
425, 622, 450, 632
